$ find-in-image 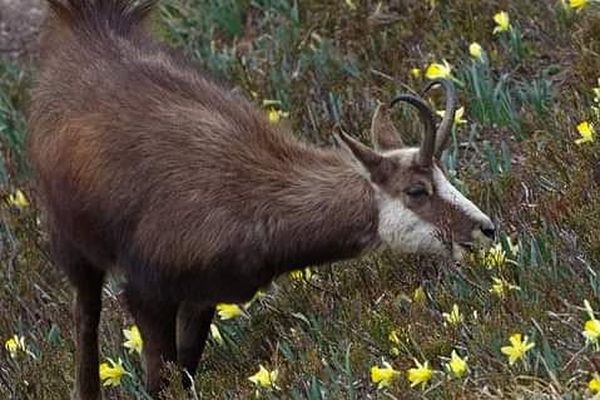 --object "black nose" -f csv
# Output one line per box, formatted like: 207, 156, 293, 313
481, 224, 496, 240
